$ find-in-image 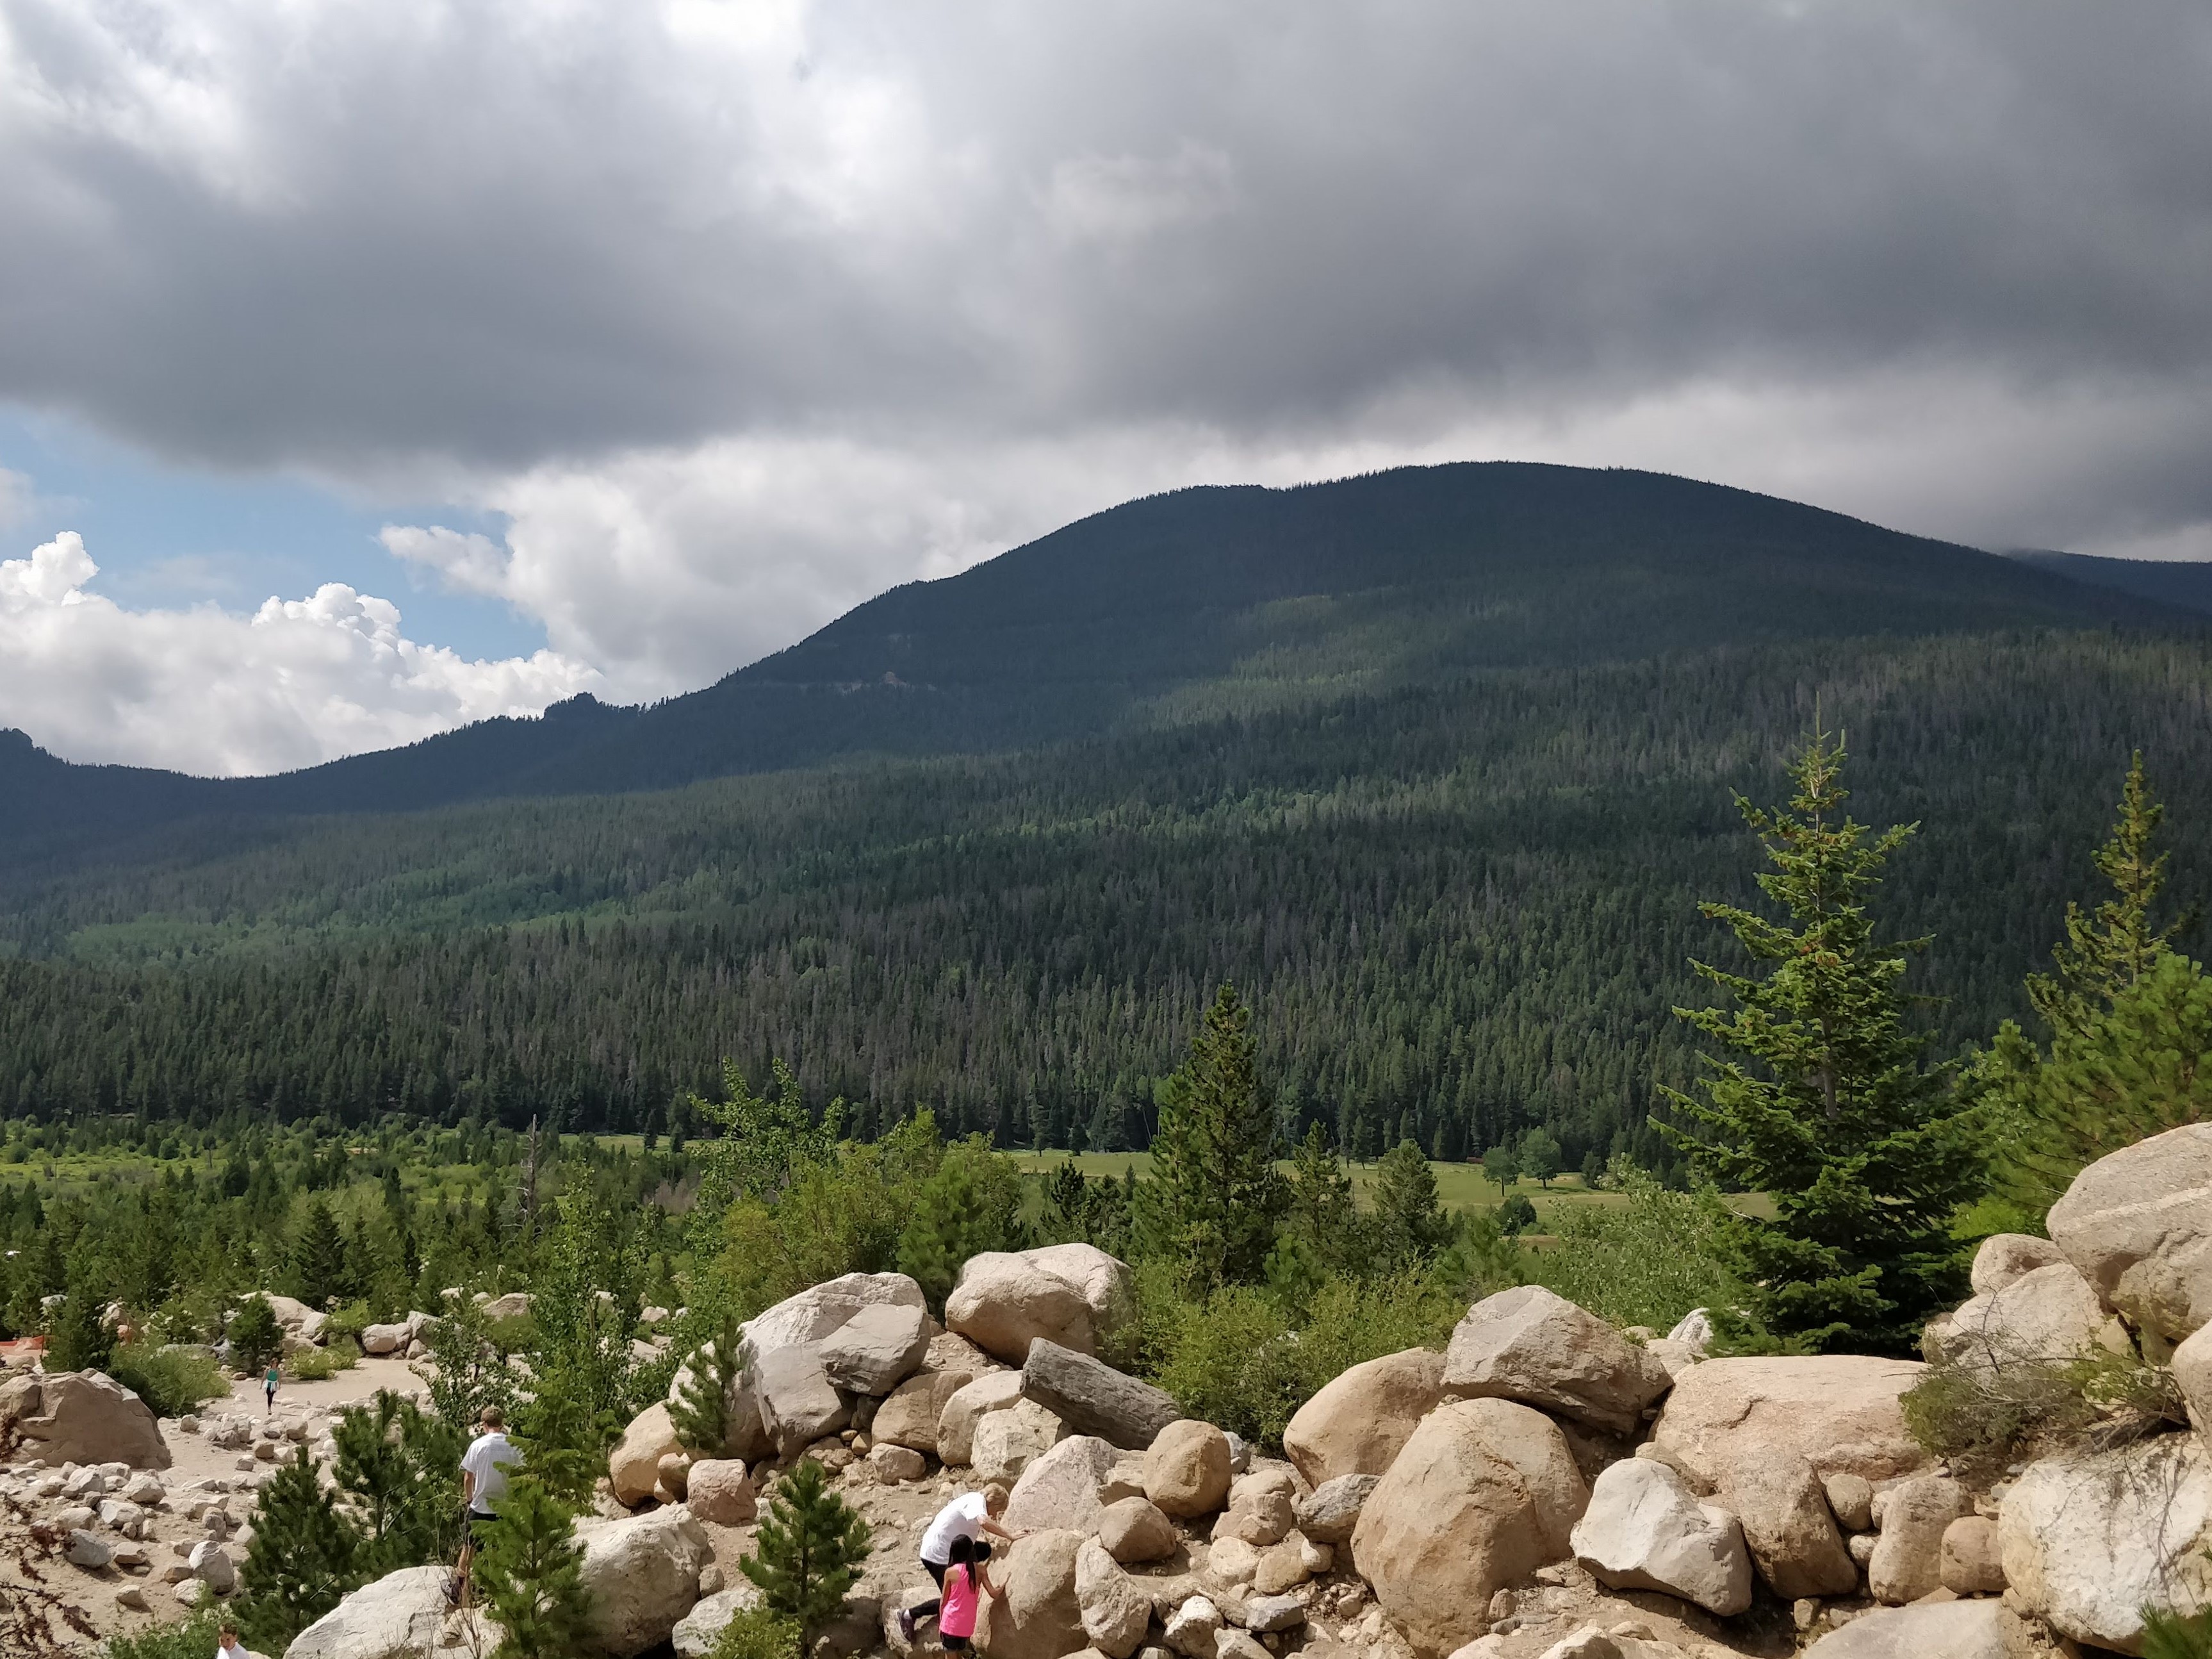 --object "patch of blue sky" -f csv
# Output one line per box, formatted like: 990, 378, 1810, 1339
0, 407, 548, 663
